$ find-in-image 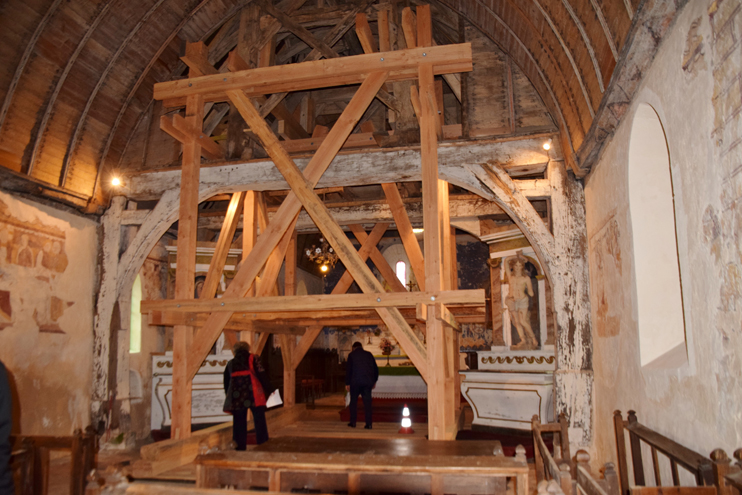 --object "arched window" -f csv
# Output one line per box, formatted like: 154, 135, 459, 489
396, 260, 407, 286
628, 103, 687, 368
130, 274, 142, 354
